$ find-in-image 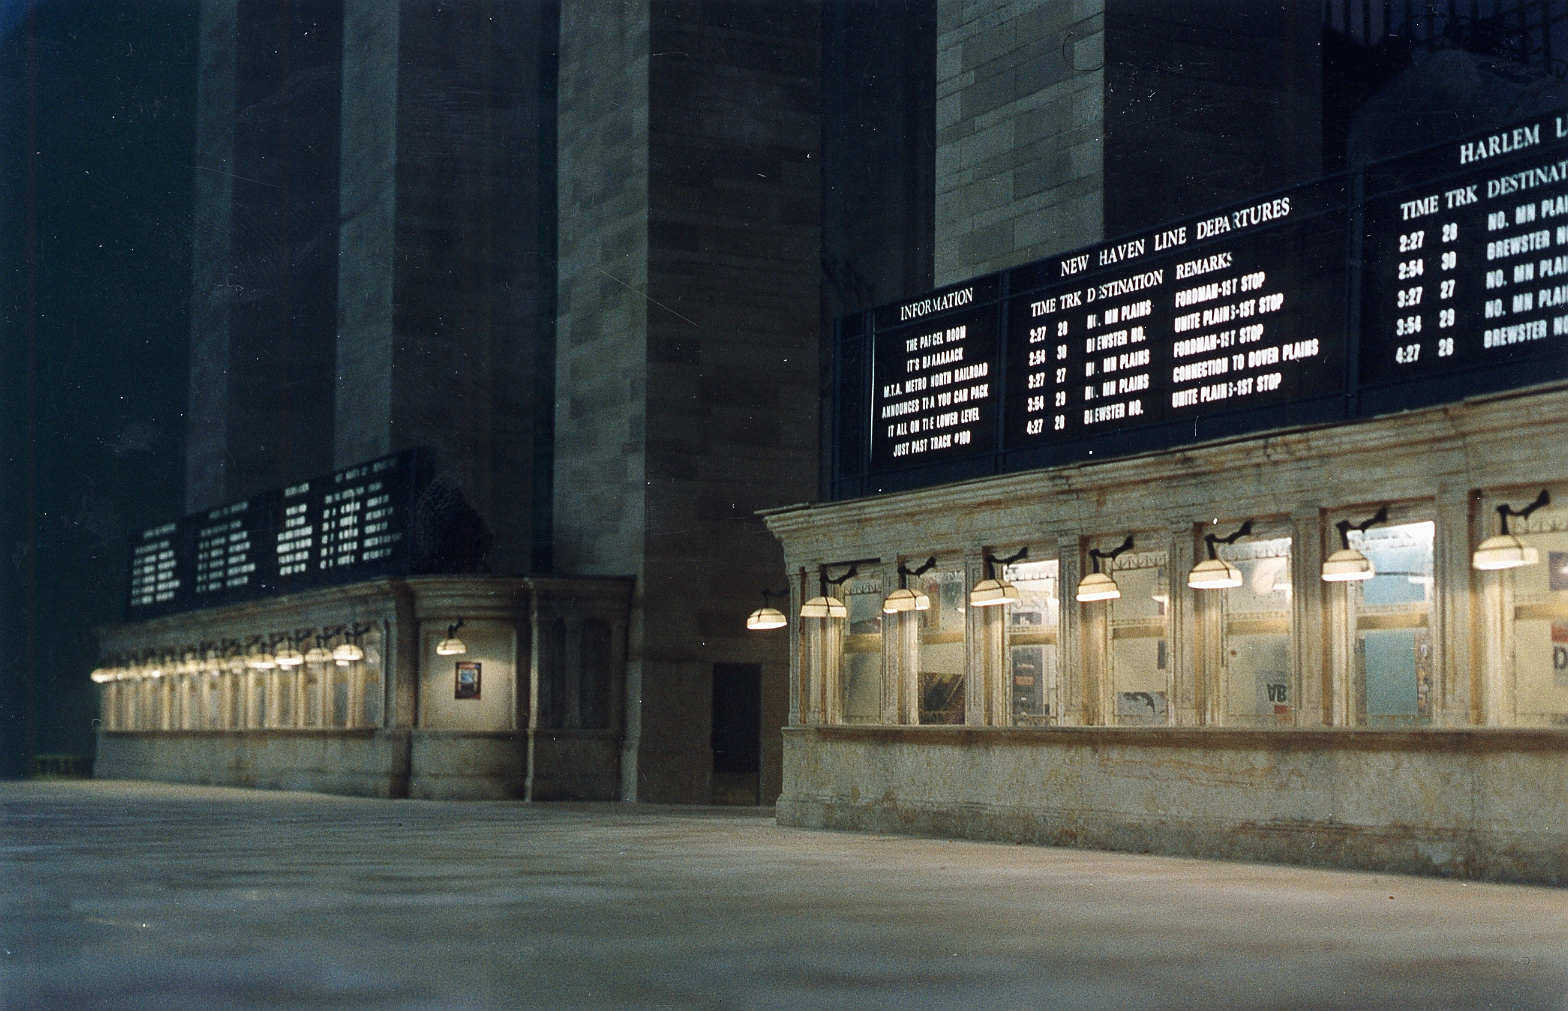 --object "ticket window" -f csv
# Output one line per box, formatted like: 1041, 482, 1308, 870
917, 567, 967, 724
1345, 517, 1436, 727
1492, 491, 1568, 725
1006, 559, 1059, 725
1216, 532, 1294, 727
1108, 547, 1171, 726
841, 577, 884, 724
